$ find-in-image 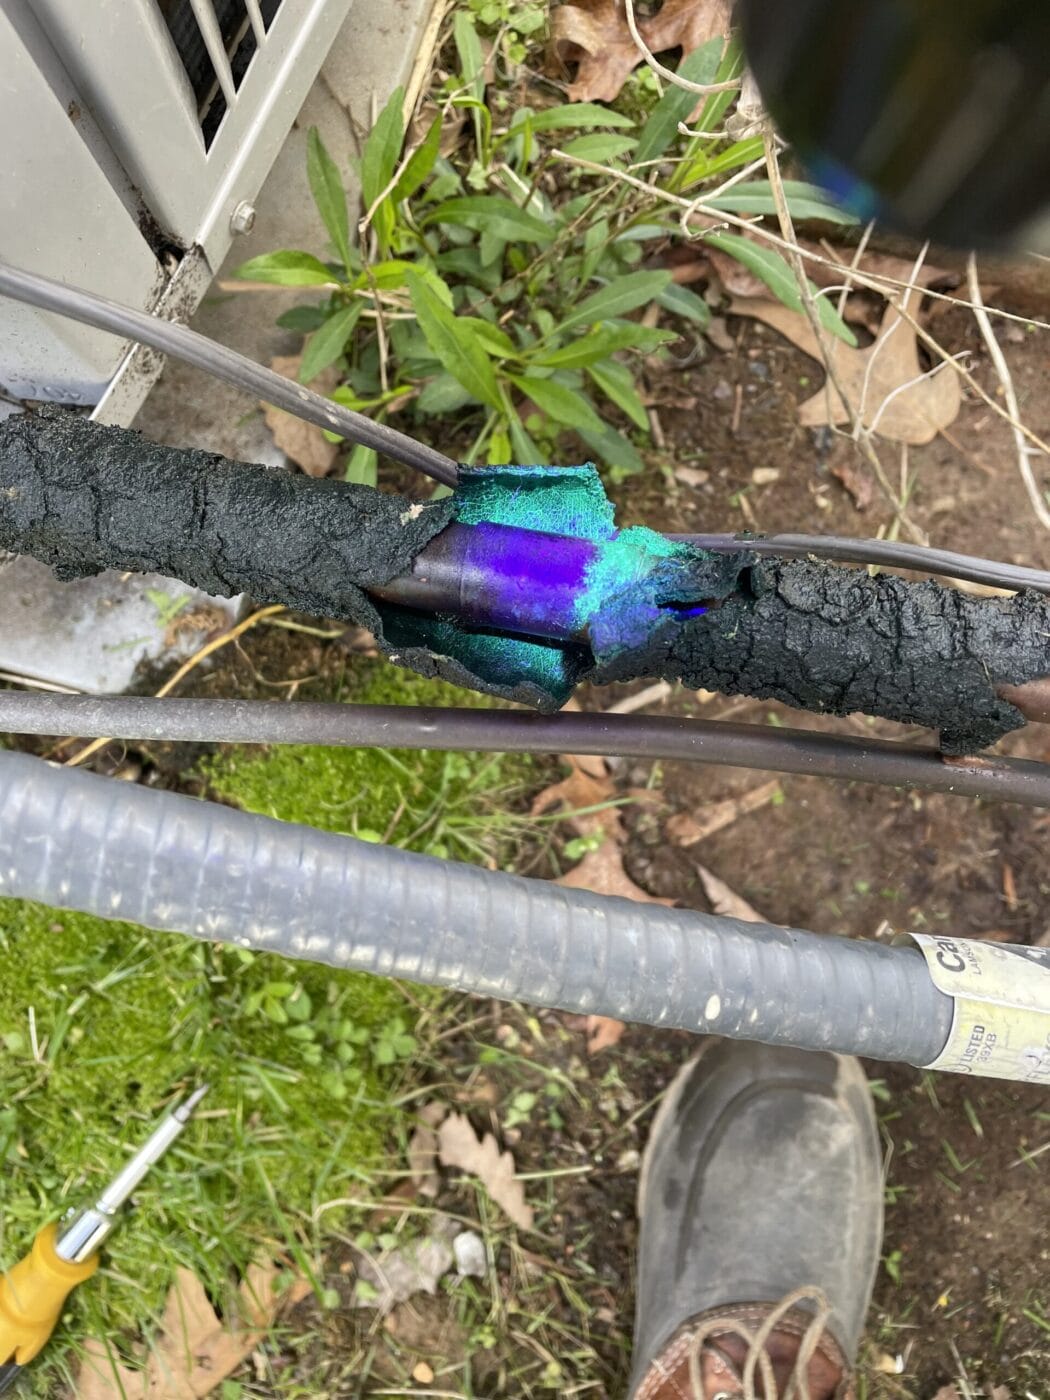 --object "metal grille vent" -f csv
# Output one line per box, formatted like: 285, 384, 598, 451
158, 0, 283, 148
